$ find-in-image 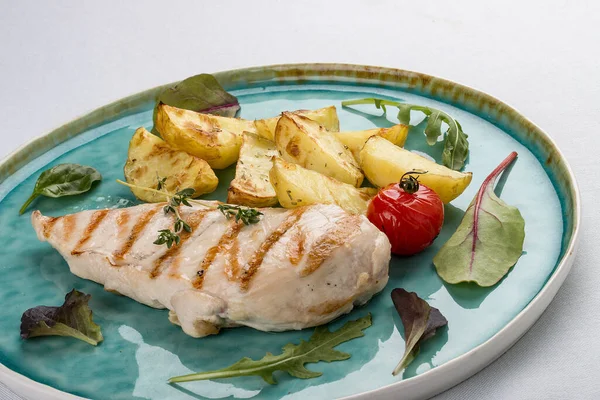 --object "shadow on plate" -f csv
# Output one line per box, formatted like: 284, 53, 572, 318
340, 104, 395, 128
